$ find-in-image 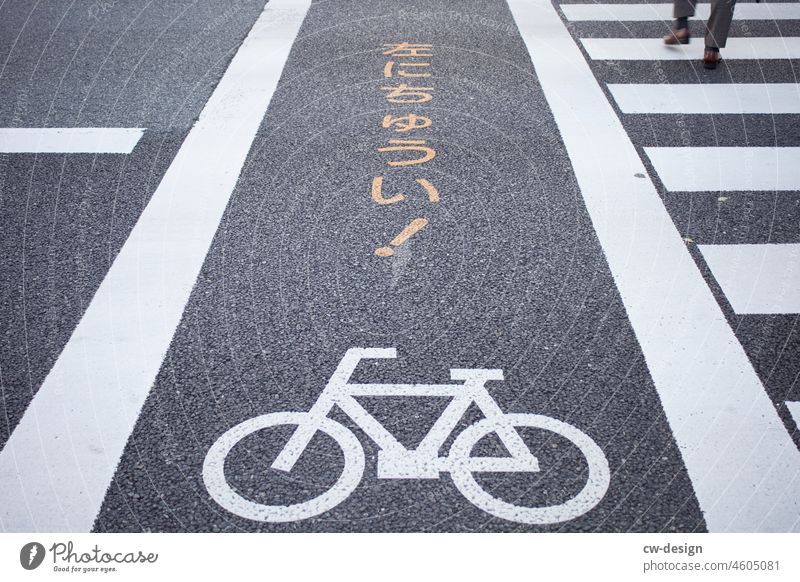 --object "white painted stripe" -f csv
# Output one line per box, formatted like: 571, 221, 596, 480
562, 3, 800, 22
0, 128, 144, 153
508, 0, 800, 532
0, 0, 311, 533
788, 402, 800, 427
699, 244, 800, 314
609, 83, 800, 114
645, 147, 800, 192
582, 37, 800, 60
